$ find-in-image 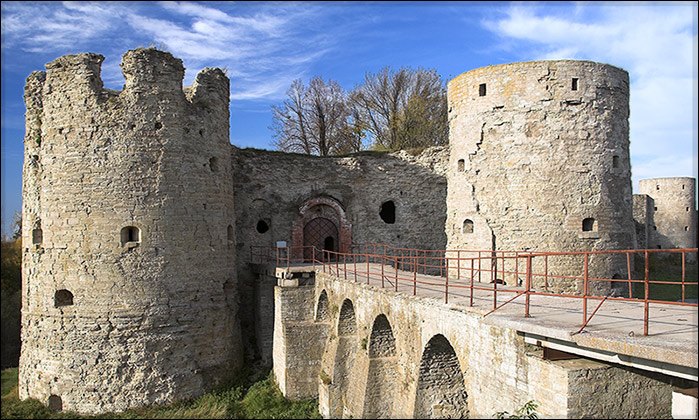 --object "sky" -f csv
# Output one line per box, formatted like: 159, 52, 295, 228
1, 1, 697, 236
